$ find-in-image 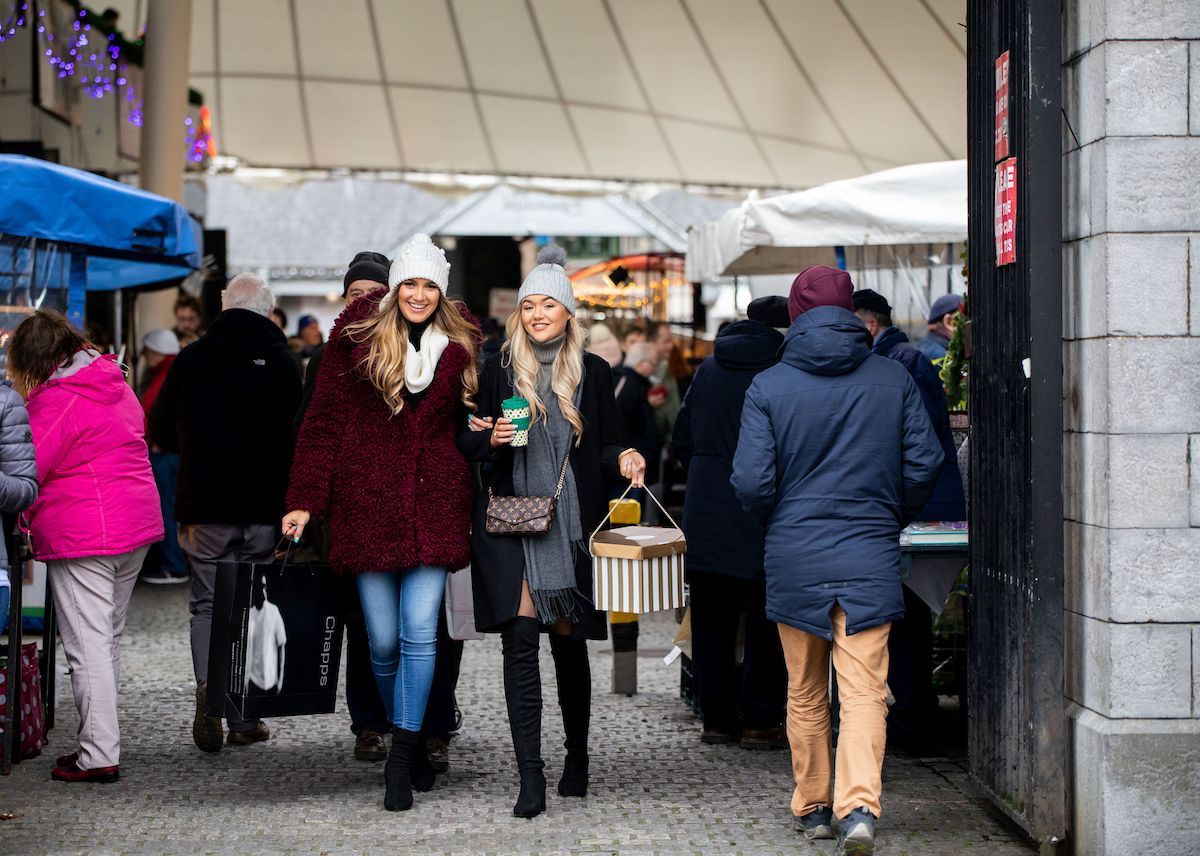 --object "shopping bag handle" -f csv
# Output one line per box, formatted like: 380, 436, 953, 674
587, 482, 684, 554
275, 536, 318, 573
